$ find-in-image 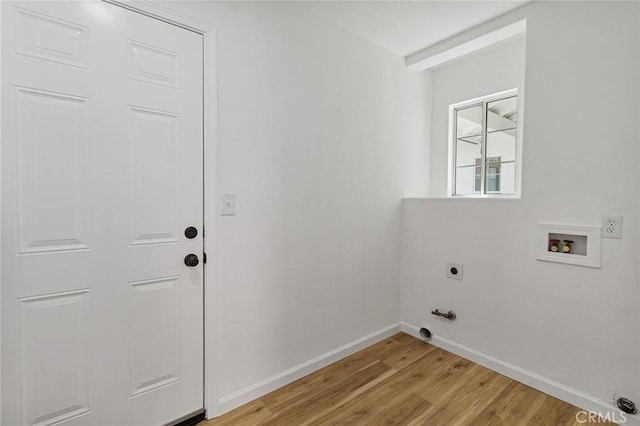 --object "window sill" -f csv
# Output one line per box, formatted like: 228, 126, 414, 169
403, 195, 521, 201
449, 194, 521, 199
